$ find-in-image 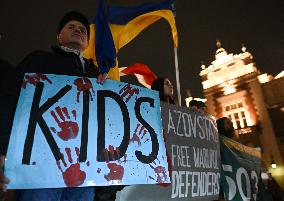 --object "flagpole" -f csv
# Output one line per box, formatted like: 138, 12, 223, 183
174, 47, 181, 106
